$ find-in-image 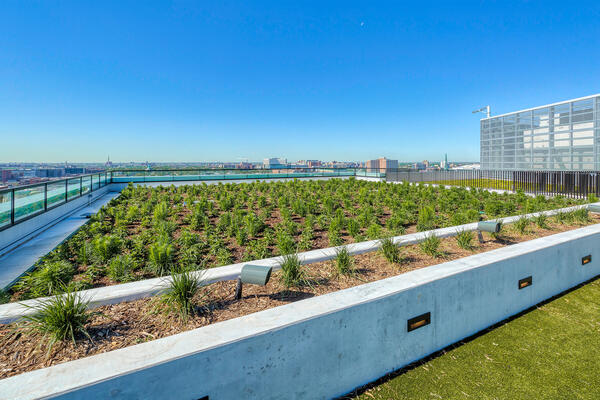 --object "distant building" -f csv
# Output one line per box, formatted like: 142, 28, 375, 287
1, 170, 14, 182
440, 153, 449, 170
365, 157, 399, 173
263, 158, 288, 169
65, 167, 86, 175
413, 162, 426, 171
480, 94, 600, 171
35, 168, 65, 178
